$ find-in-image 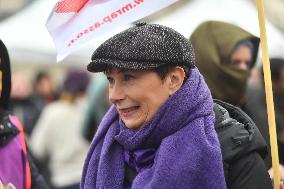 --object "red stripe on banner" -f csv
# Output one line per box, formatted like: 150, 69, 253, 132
55, 0, 89, 13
